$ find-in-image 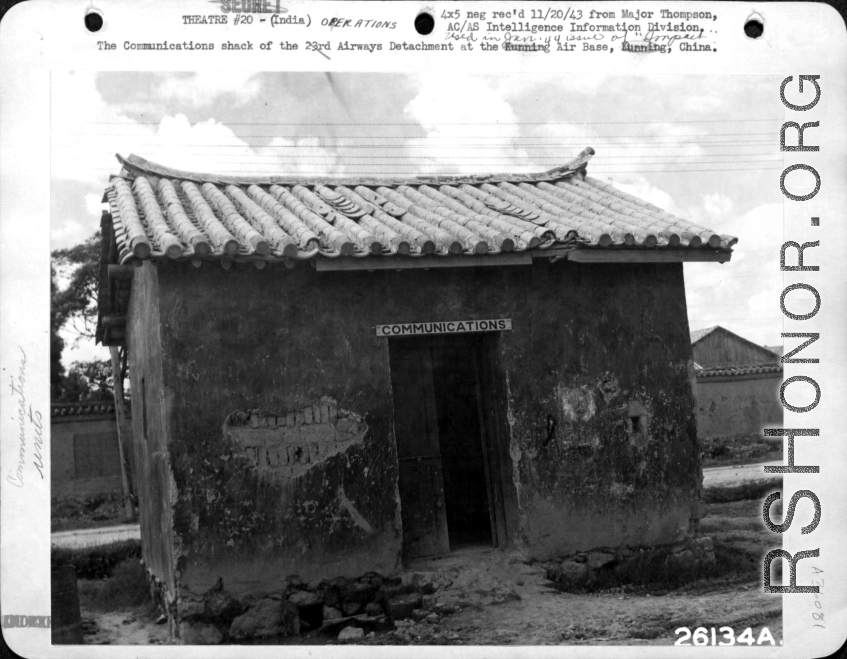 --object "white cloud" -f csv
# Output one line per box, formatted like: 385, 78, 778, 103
257, 136, 345, 176
613, 176, 683, 215
403, 72, 526, 174
51, 71, 158, 186
50, 217, 90, 250
154, 72, 261, 108
136, 115, 345, 176
85, 192, 106, 217
51, 72, 266, 187
699, 192, 734, 225
685, 202, 785, 346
